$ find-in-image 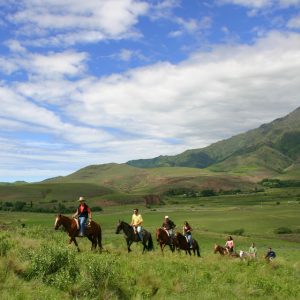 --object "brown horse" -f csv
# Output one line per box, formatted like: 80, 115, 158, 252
156, 228, 175, 253
214, 244, 239, 257
173, 232, 201, 257
54, 214, 102, 252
